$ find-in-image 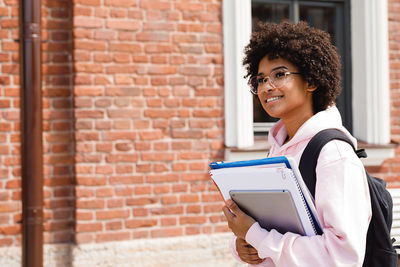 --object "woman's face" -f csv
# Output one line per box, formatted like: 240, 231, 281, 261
256, 56, 315, 123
